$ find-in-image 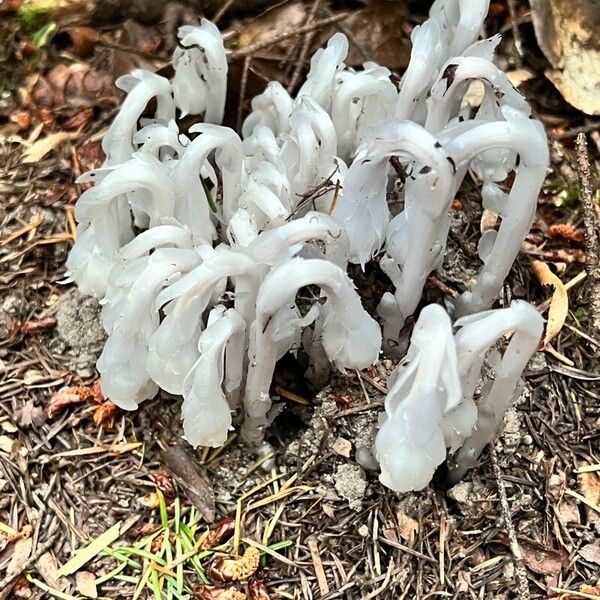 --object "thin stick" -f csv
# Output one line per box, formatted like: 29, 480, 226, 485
213, 0, 235, 24
287, 0, 323, 93
575, 133, 600, 340
490, 447, 530, 600
506, 0, 523, 66
228, 12, 354, 60
237, 55, 251, 132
